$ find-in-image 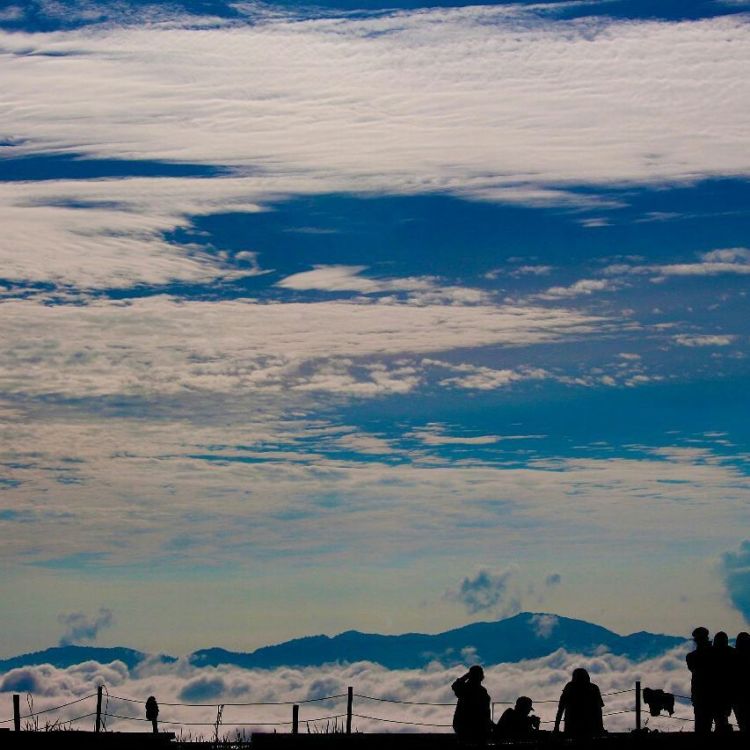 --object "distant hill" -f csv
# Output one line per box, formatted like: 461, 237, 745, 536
189, 612, 685, 670
0, 613, 685, 674
0, 645, 148, 673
